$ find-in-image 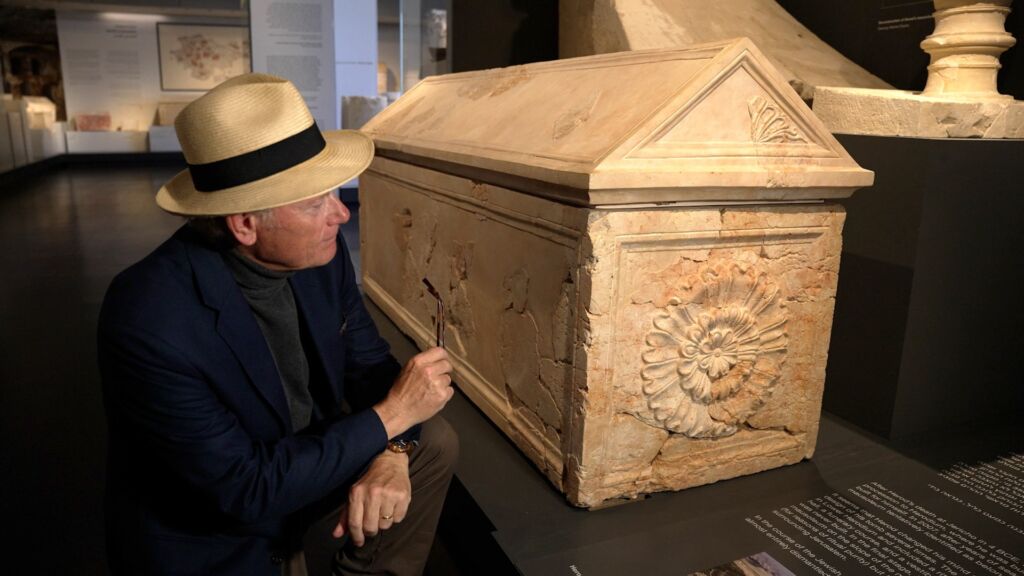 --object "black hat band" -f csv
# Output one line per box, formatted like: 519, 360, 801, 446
188, 122, 326, 192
